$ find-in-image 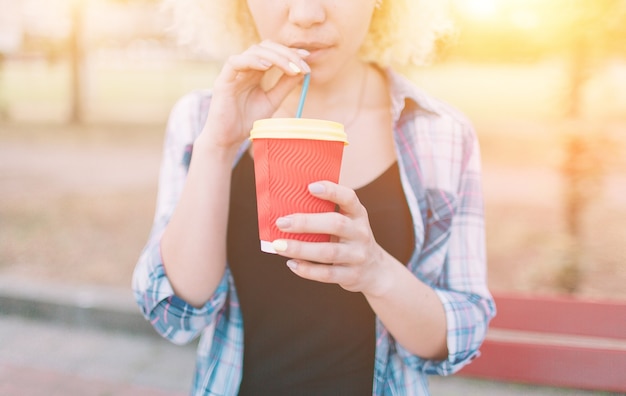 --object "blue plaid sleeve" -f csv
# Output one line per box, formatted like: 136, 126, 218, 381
132, 234, 229, 345
394, 119, 496, 375
132, 91, 228, 345
427, 124, 495, 375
